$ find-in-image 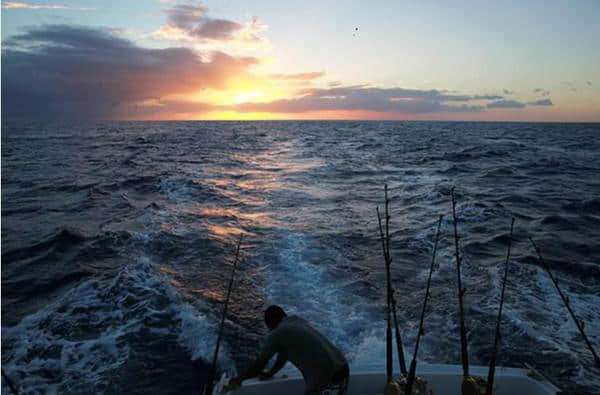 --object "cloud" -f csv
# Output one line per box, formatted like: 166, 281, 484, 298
1, 1, 94, 10
2, 25, 258, 119
503, 89, 514, 95
473, 94, 504, 100
165, 4, 208, 29
153, 4, 267, 46
486, 99, 526, 109
231, 85, 485, 114
534, 88, 550, 96
116, 99, 218, 119
165, 4, 241, 40
195, 19, 242, 40
586, 81, 592, 86
269, 71, 325, 81
527, 99, 553, 106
